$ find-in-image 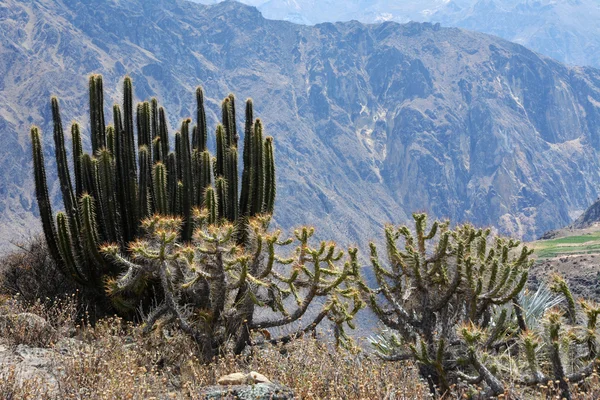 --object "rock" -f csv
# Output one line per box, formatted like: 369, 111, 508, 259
199, 383, 295, 399
0, 313, 56, 344
218, 371, 272, 385
0, 344, 59, 396
218, 372, 249, 385
249, 371, 270, 383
